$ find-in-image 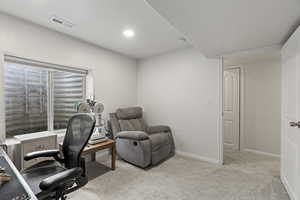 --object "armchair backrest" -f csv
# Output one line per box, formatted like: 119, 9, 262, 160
109, 107, 147, 137
62, 114, 95, 169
